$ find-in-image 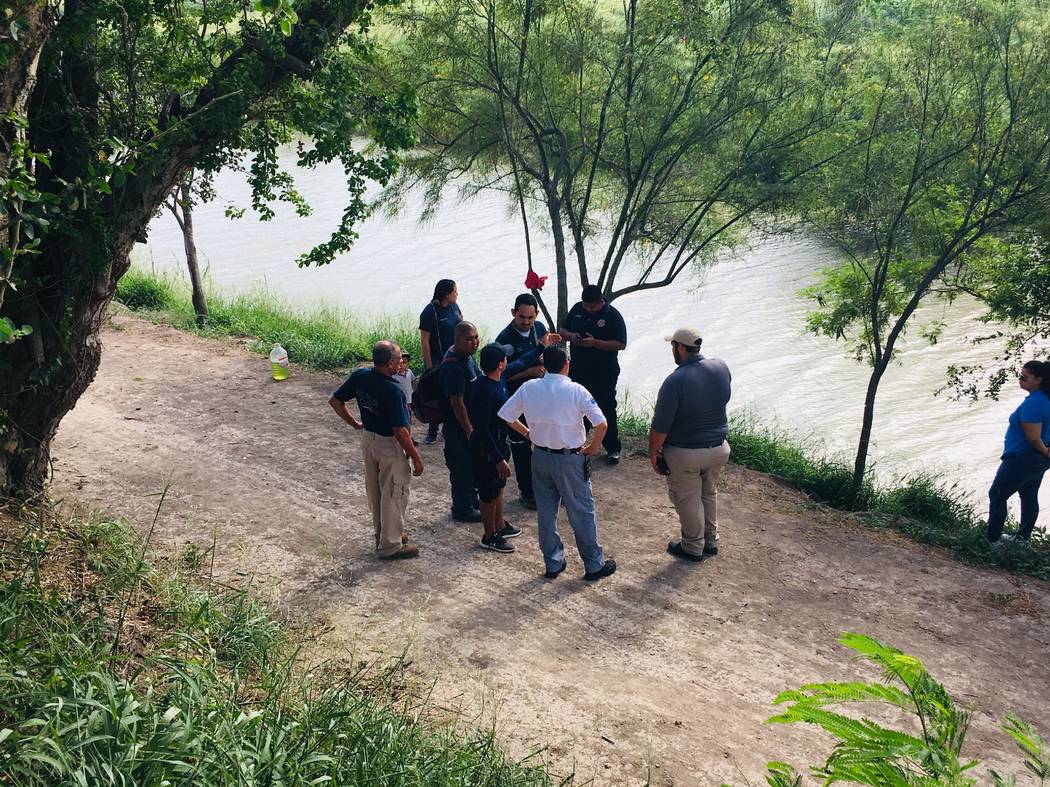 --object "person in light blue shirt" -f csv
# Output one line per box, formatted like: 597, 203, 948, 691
987, 360, 1050, 545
